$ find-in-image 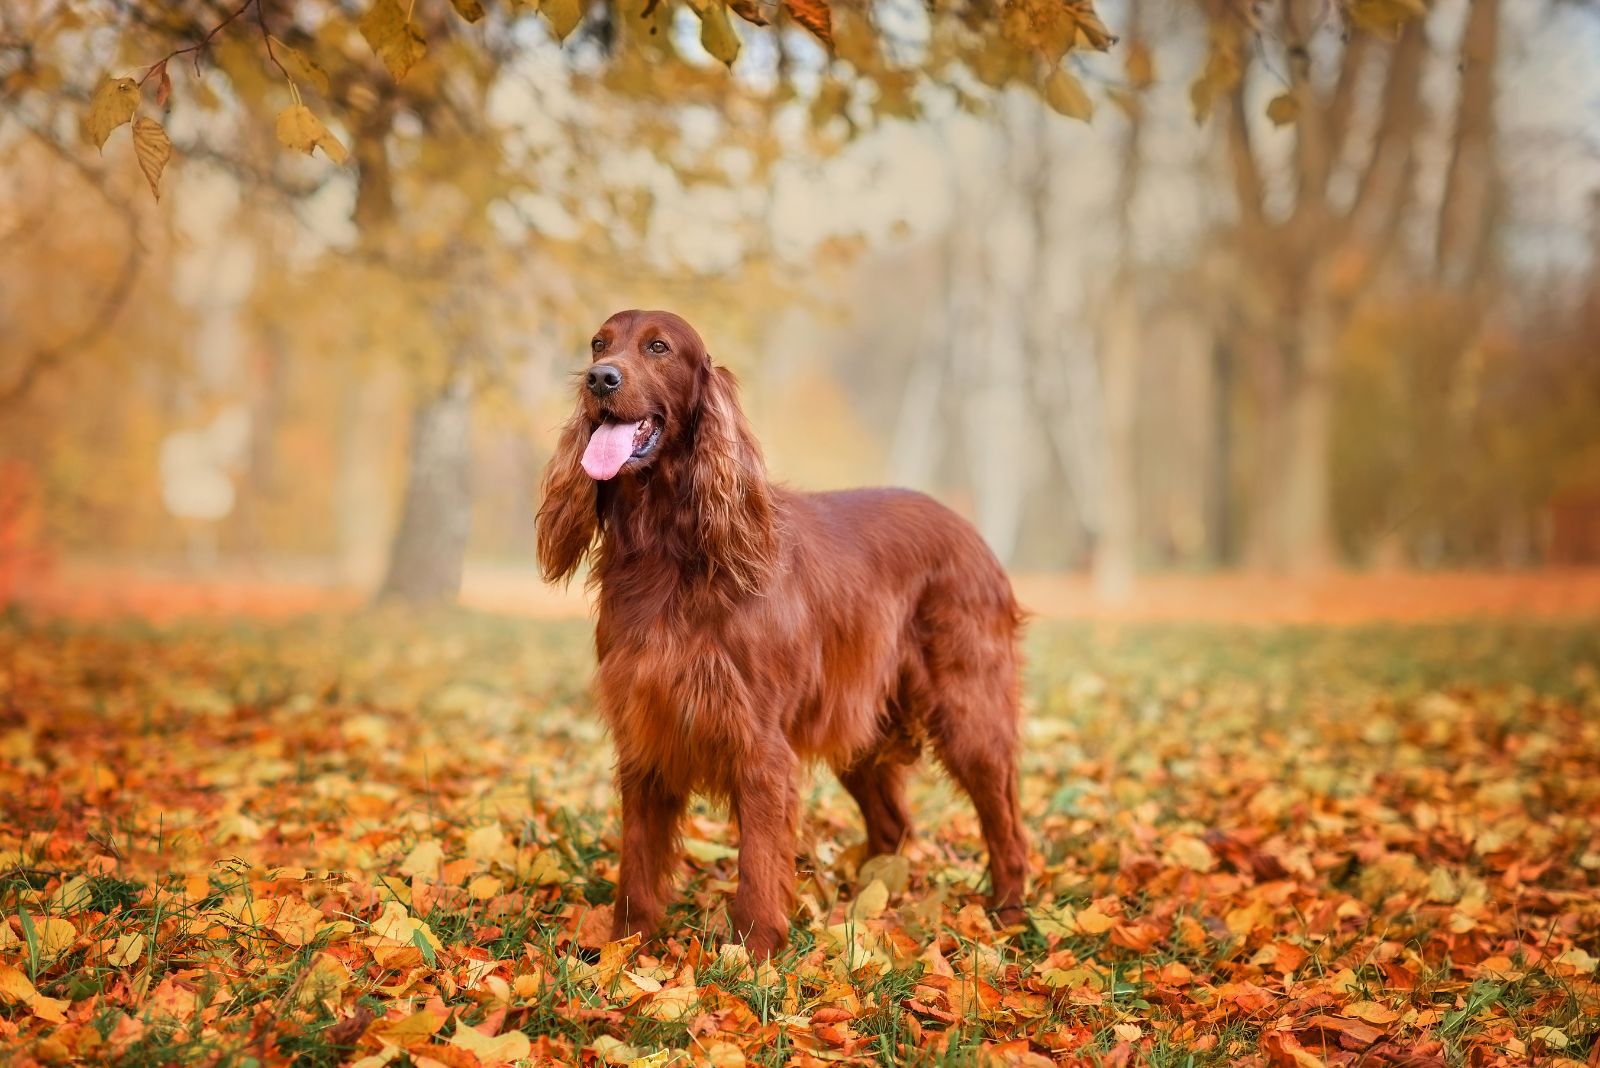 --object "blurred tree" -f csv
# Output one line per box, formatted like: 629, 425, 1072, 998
1196, 0, 1500, 573
1, 0, 1119, 601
